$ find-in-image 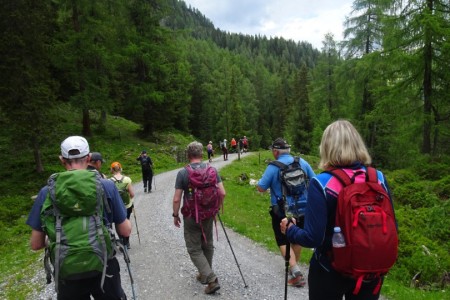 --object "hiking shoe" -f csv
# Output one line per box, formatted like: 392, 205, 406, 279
288, 274, 306, 287
205, 278, 220, 294
196, 273, 208, 284
126, 243, 131, 250
144, 188, 147, 193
